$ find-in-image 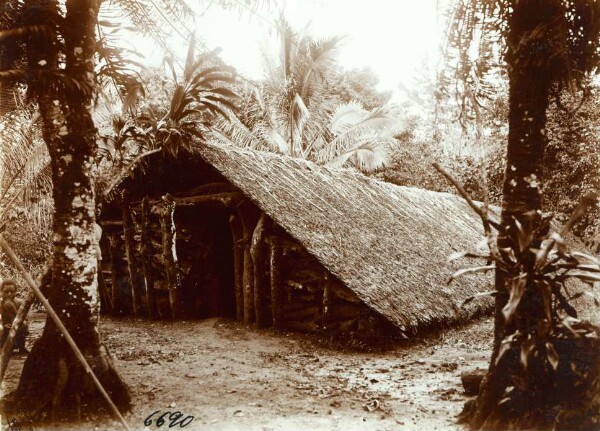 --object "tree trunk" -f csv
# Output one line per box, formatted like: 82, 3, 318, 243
10, 0, 130, 419
461, 2, 600, 429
